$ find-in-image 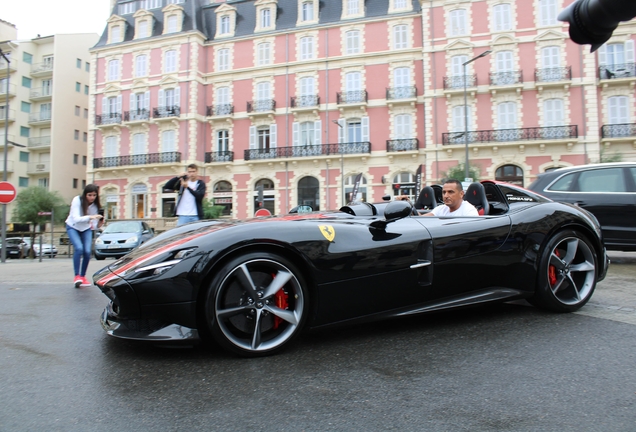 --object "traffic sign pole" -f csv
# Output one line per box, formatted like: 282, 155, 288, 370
0, 182, 17, 263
